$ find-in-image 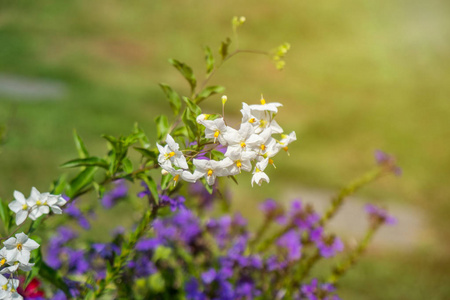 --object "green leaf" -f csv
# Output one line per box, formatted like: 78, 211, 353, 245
152, 246, 173, 262
182, 96, 202, 115
219, 37, 232, 60
134, 147, 158, 161
50, 174, 67, 194
122, 157, 133, 173
182, 109, 199, 140
133, 123, 151, 148
204, 46, 215, 75
168, 59, 197, 92
73, 130, 89, 159
159, 83, 182, 115
160, 174, 172, 190
138, 174, 159, 205
211, 149, 225, 160
149, 273, 165, 293
195, 85, 225, 104
155, 115, 169, 141
0, 199, 12, 231
61, 157, 109, 169
66, 167, 98, 198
